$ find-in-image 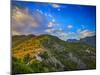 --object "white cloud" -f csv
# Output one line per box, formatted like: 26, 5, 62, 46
12, 7, 45, 35
44, 13, 53, 18
47, 21, 57, 28
48, 14, 53, 18
36, 9, 43, 14
50, 28, 81, 41
50, 29, 68, 41
48, 22, 54, 27
67, 25, 73, 29
45, 28, 54, 33
79, 30, 95, 38
12, 31, 21, 35
52, 4, 60, 8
